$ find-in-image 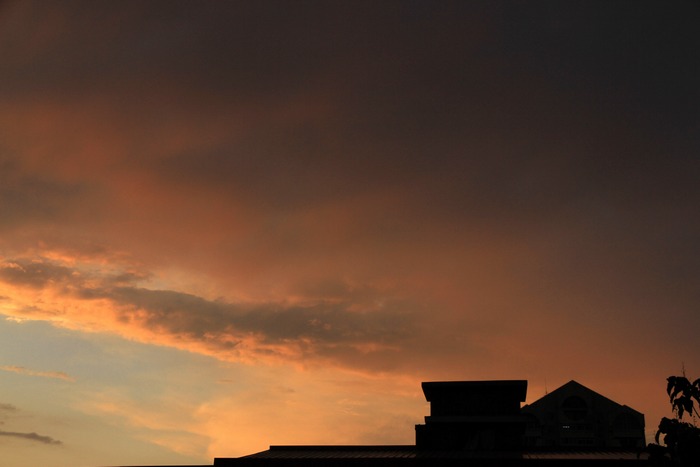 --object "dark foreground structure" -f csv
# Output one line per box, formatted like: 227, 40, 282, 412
213, 380, 647, 466
118, 379, 648, 466
522, 380, 646, 450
